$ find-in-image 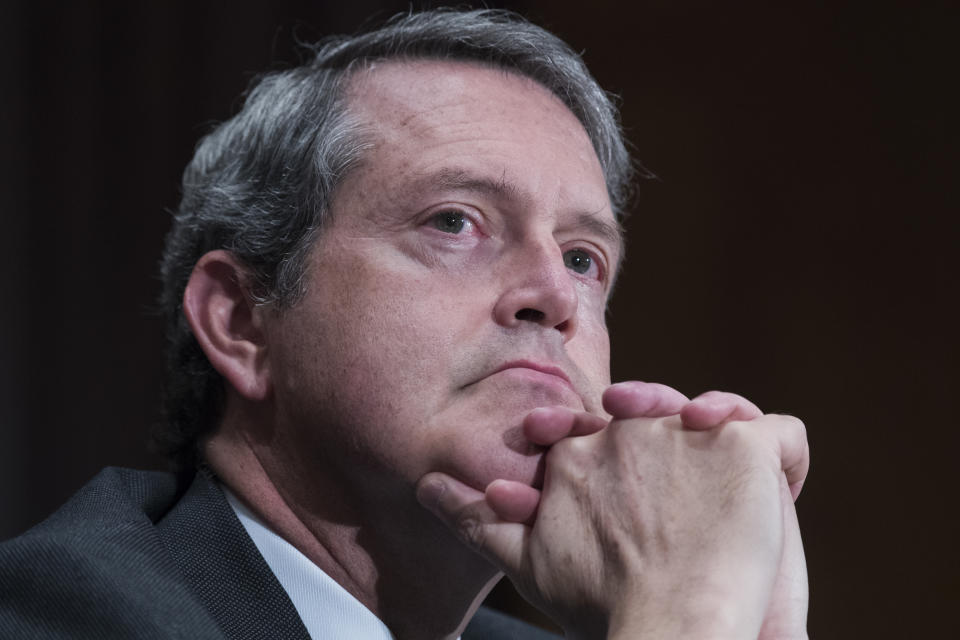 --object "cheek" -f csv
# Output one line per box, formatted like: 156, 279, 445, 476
273, 259, 485, 457
571, 313, 612, 398
299, 289, 455, 409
